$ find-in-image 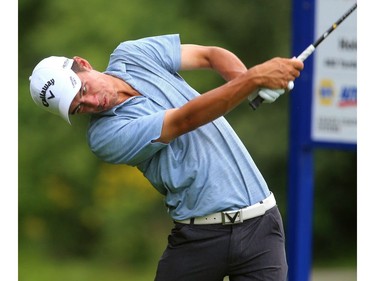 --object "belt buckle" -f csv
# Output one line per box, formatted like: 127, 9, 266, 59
221, 209, 243, 225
